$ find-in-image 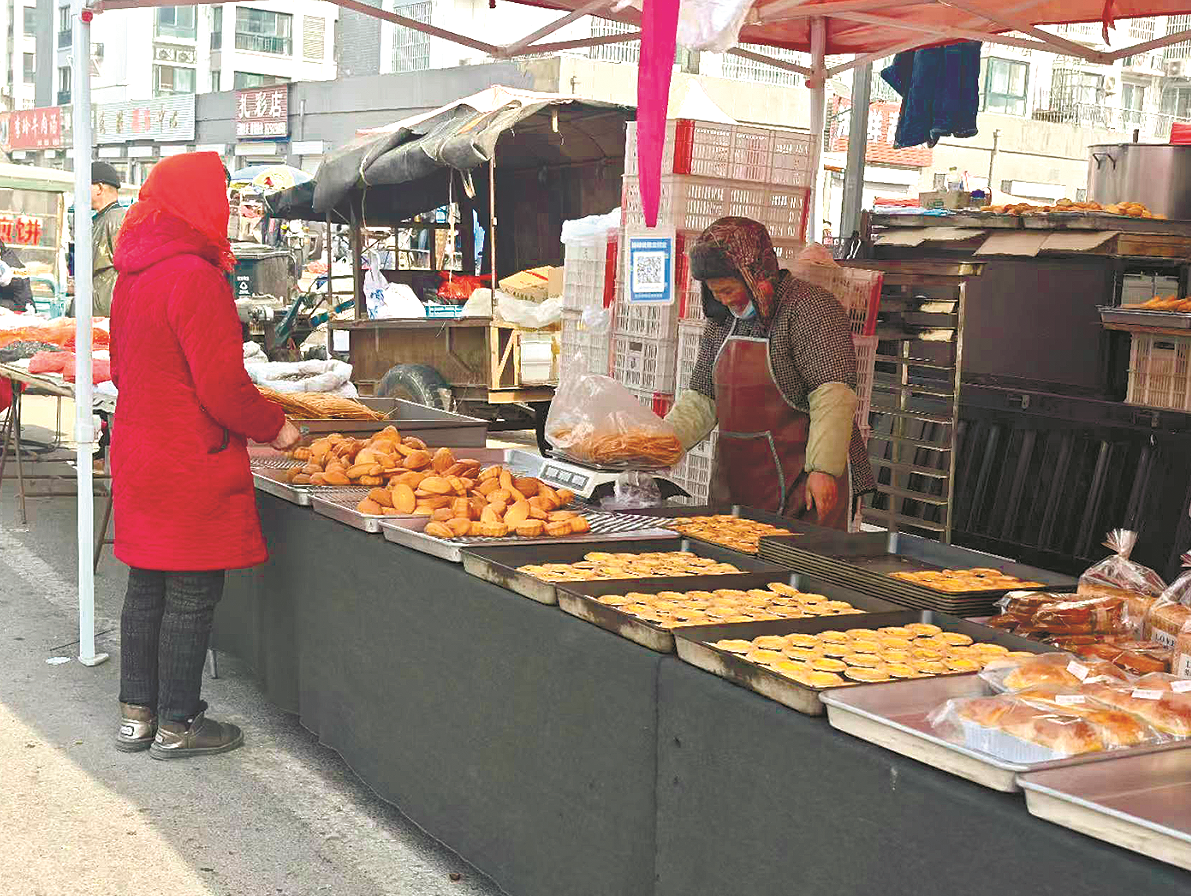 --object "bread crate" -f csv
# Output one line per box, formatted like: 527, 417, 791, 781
1126, 333, 1191, 412
612, 332, 679, 394
788, 262, 883, 336
625, 120, 815, 188
676, 319, 704, 393
852, 334, 878, 435
560, 309, 613, 377
622, 175, 811, 243
627, 388, 675, 418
